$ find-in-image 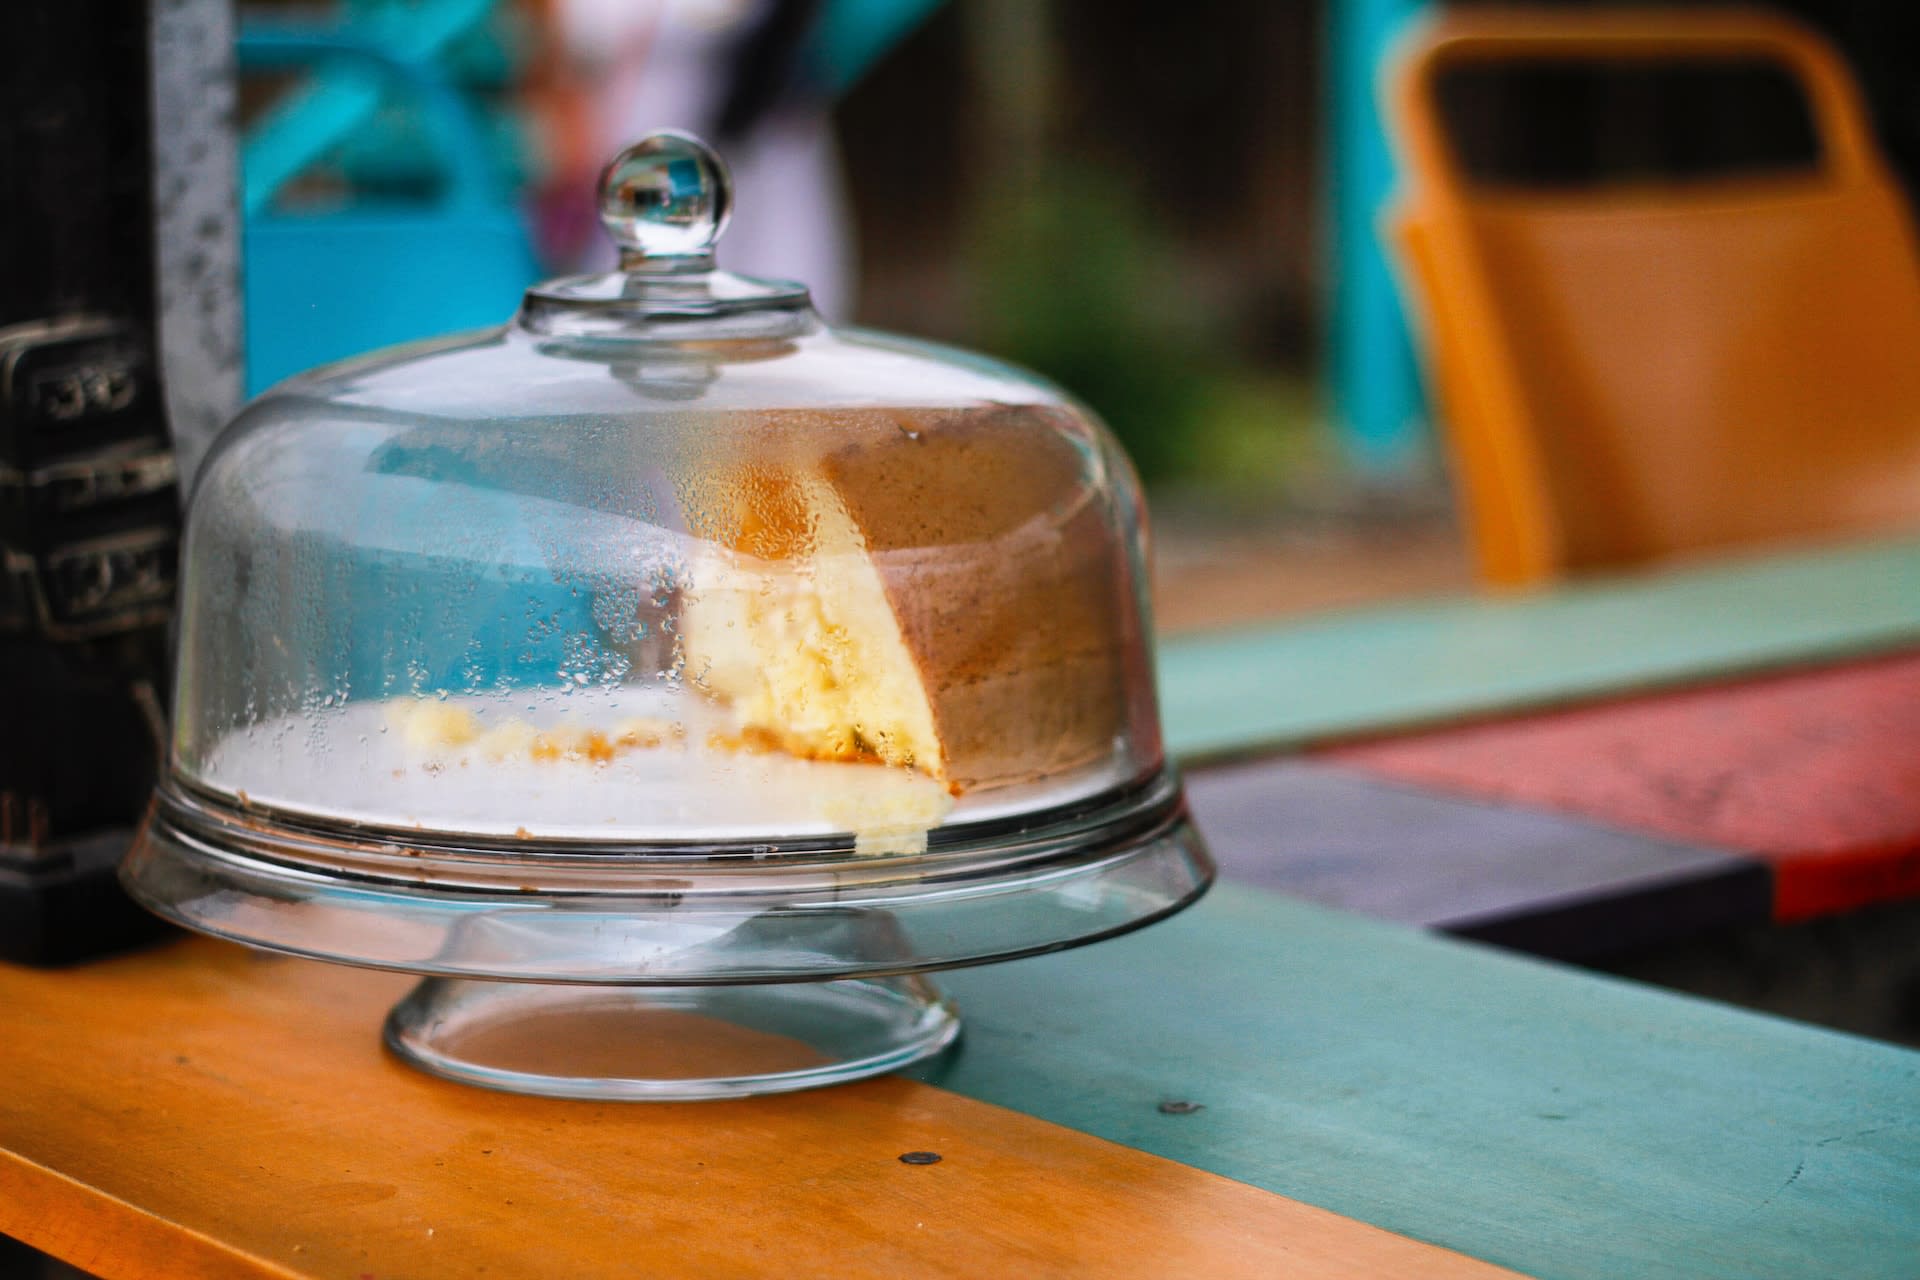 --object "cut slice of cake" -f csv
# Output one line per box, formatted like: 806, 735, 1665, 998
678, 404, 1138, 793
